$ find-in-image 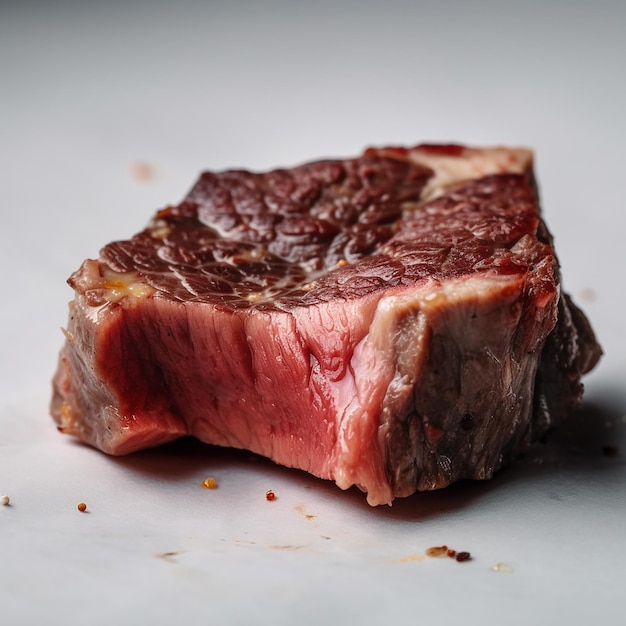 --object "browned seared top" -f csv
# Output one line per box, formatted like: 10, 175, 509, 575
73, 149, 549, 310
